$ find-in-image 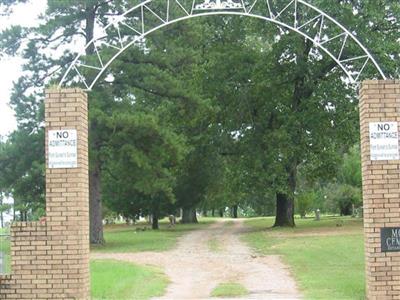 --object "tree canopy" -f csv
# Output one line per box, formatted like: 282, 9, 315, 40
0, 0, 399, 234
